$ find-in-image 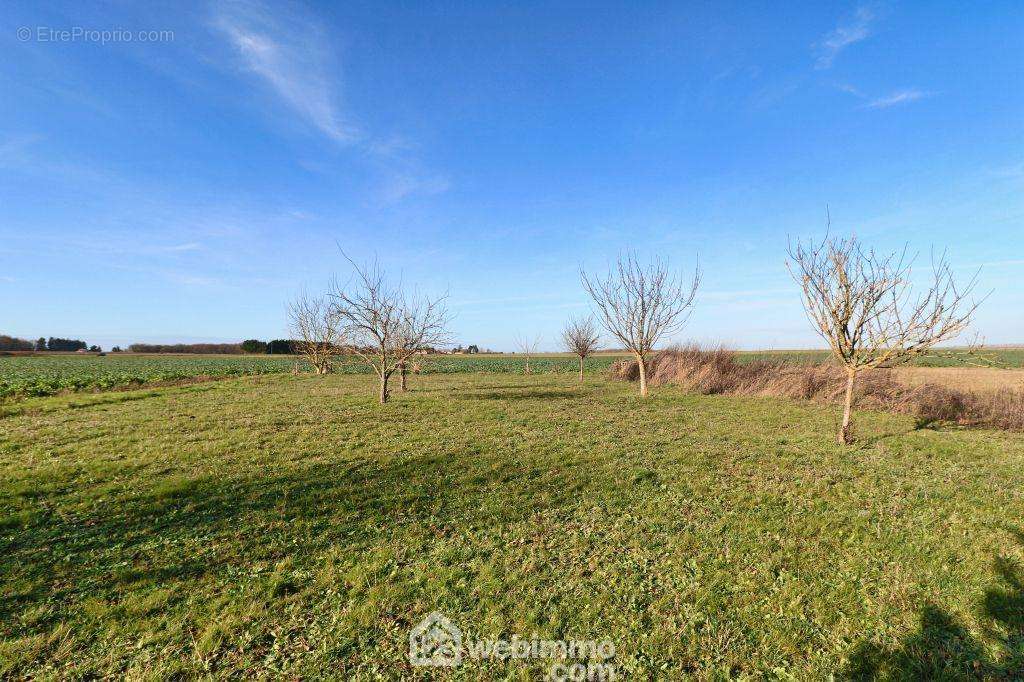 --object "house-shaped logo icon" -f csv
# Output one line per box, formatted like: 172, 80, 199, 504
409, 611, 463, 667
